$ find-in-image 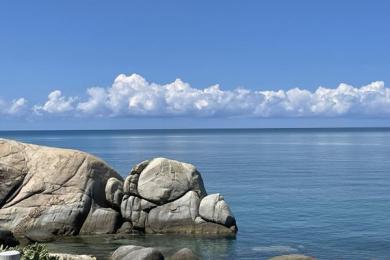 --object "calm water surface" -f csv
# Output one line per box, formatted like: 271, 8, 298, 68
2, 128, 390, 260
